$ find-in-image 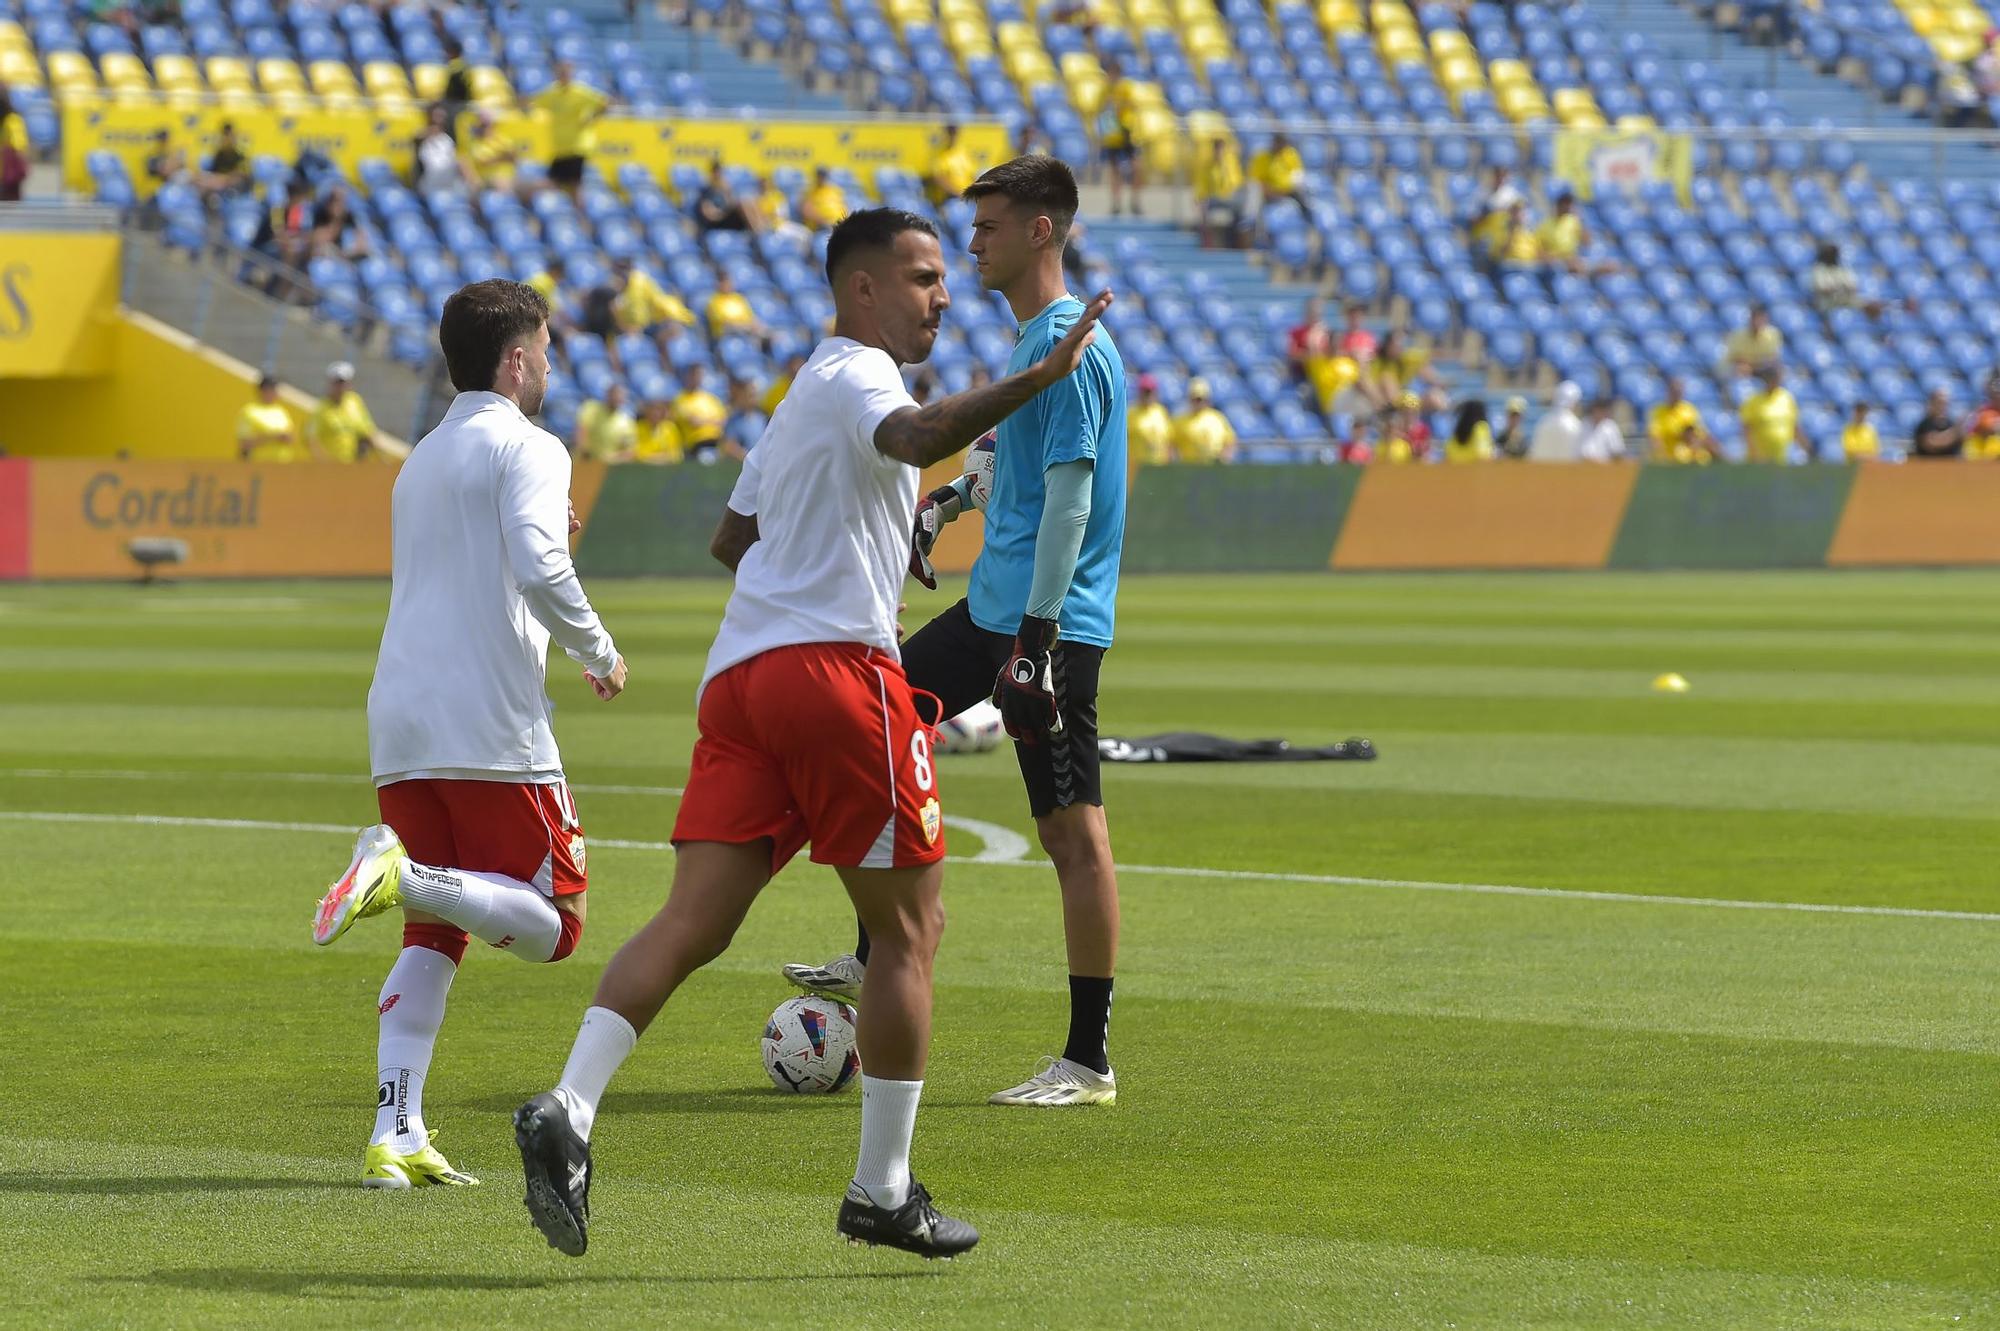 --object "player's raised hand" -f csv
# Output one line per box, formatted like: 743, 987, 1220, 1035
1032, 289, 1114, 387
567, 500, 581, 535
584, 656, 628, 700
